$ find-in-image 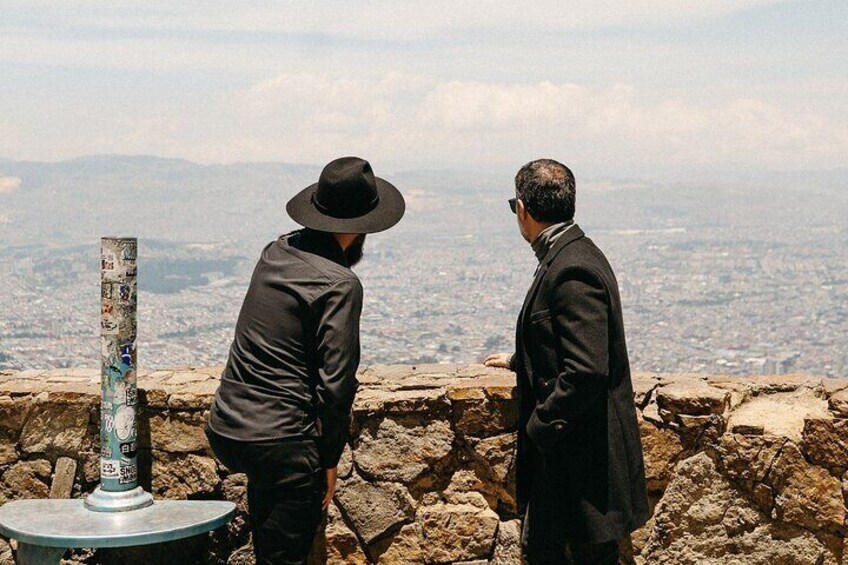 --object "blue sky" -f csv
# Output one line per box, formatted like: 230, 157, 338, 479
1, 1, 846, 176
